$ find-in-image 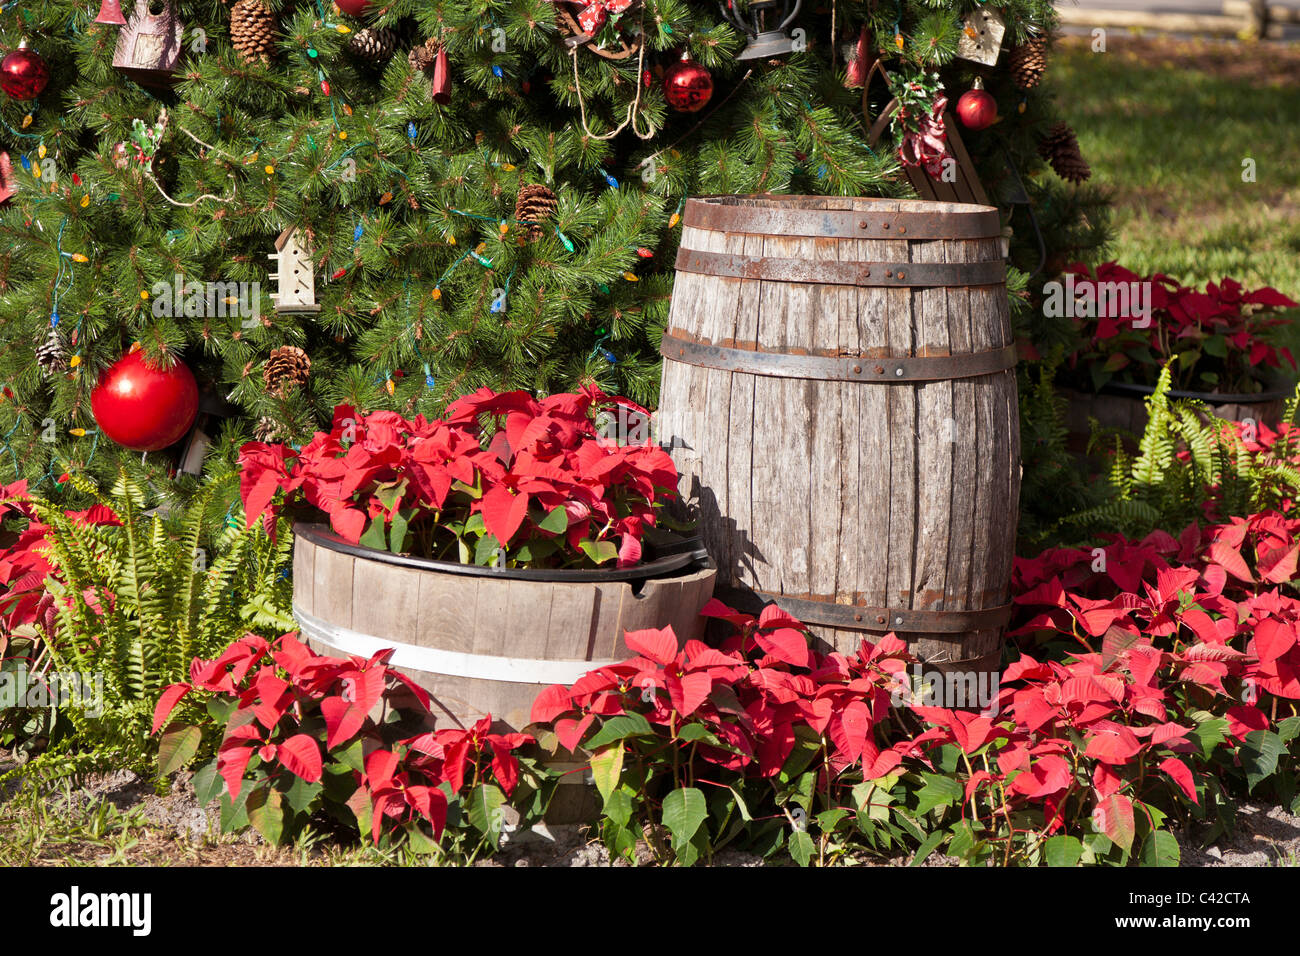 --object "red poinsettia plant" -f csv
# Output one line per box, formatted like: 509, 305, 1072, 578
531, 595, 1269, 867
1063, 261, 1298, 394
238, 384, 678, 570
153, 632, 537, 851
0, 478, 122, 645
